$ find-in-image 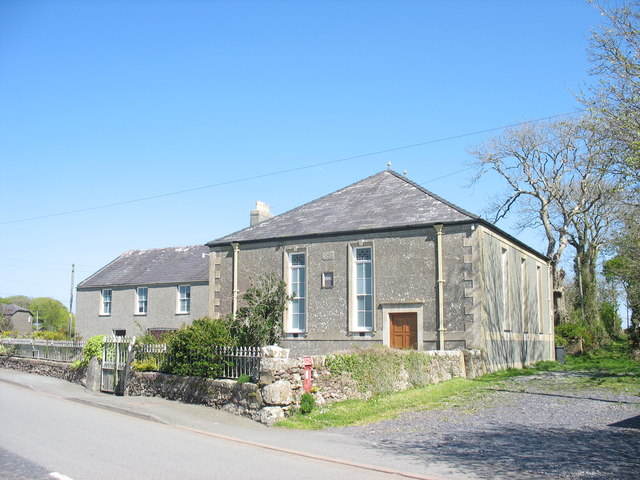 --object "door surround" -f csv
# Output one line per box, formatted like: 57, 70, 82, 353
381, 302, 424, 350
